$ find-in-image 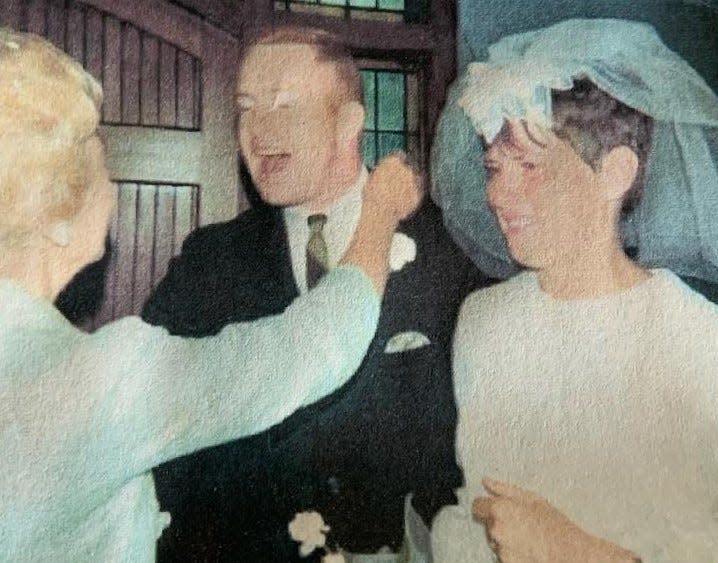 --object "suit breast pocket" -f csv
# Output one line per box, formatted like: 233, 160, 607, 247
375, 342, 453, 434
380, 339, 437, 373
370, 346, 453, 489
